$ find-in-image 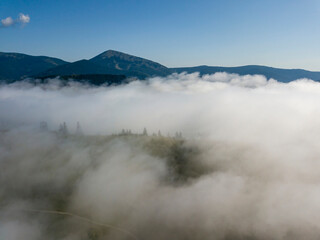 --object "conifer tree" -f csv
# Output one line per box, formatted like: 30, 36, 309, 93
40, 121, 48, 131
143, 127, 148, 136
76, 122, 83, 135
